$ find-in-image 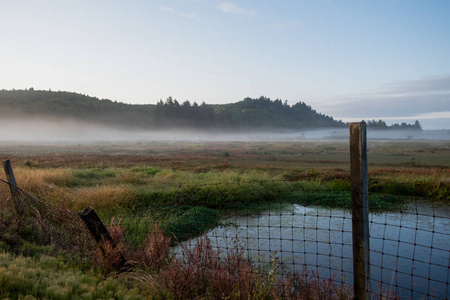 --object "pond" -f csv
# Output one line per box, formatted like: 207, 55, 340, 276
184, 201, 449, 299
